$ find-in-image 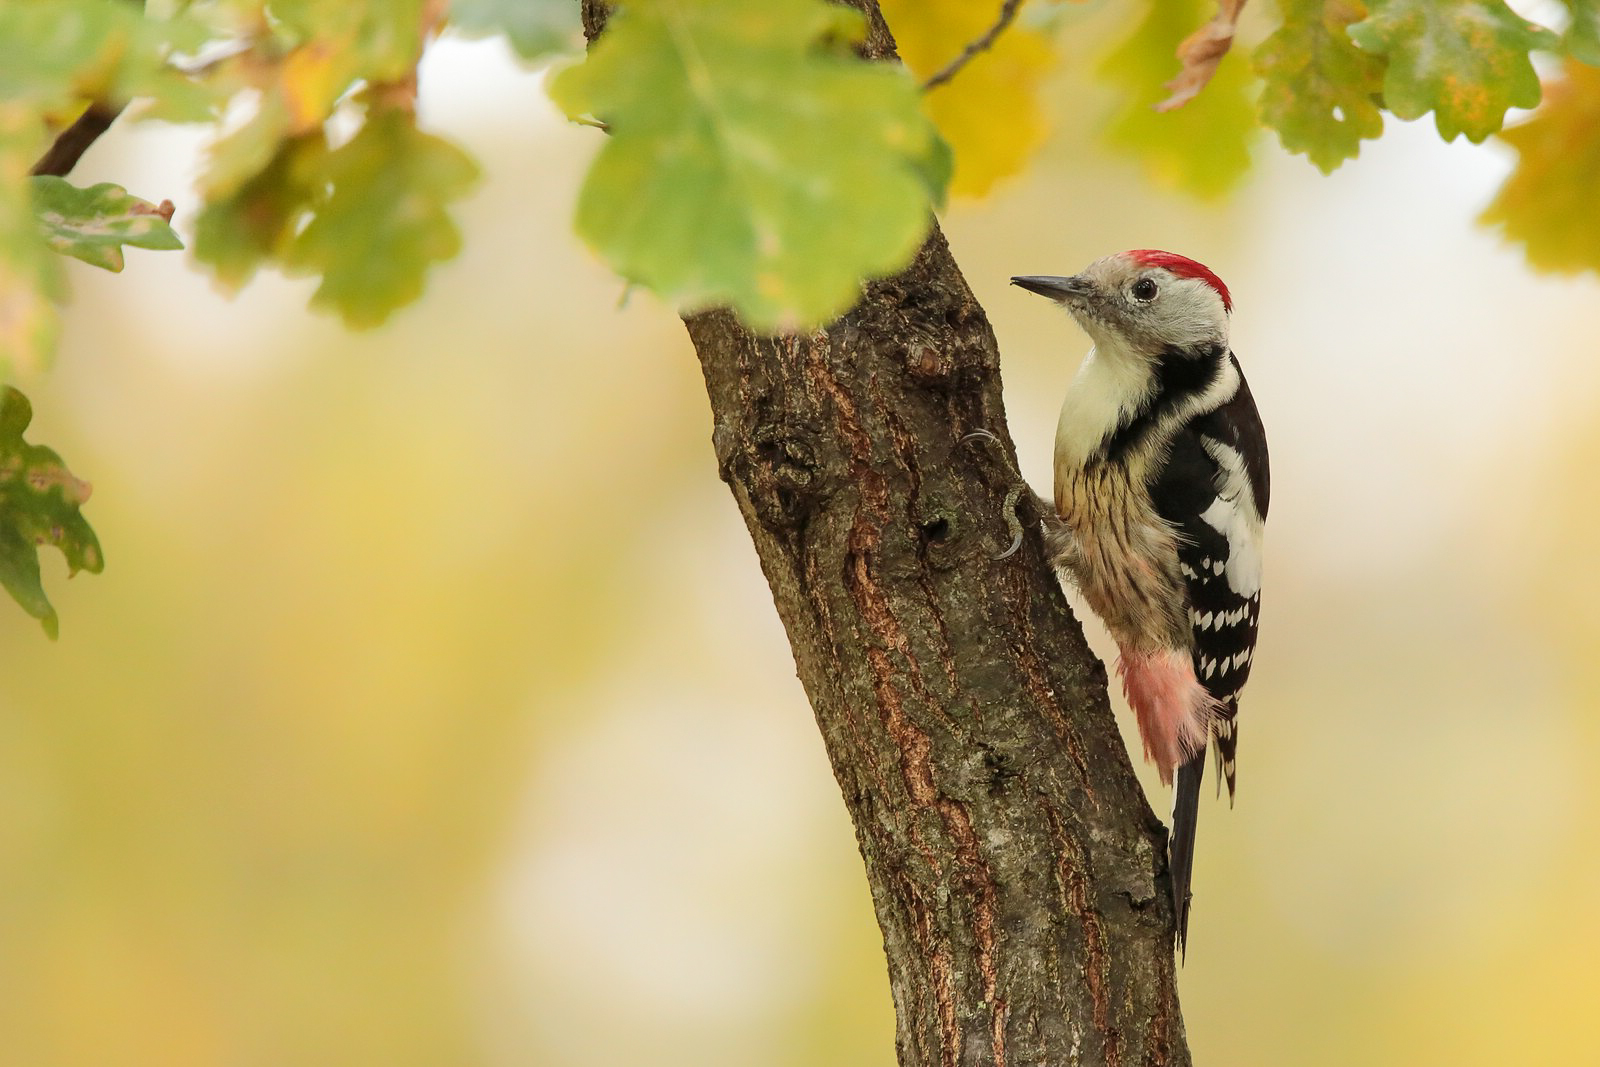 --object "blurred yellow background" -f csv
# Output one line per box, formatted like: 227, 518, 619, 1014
8, 28, 1600, 1067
